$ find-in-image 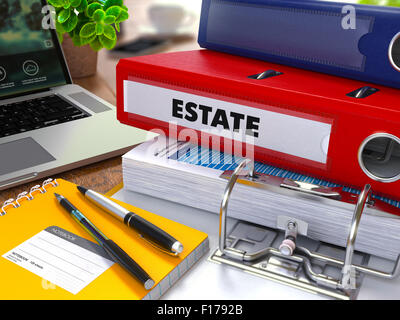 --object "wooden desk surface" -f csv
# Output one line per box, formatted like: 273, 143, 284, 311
0, 1, 200, 204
